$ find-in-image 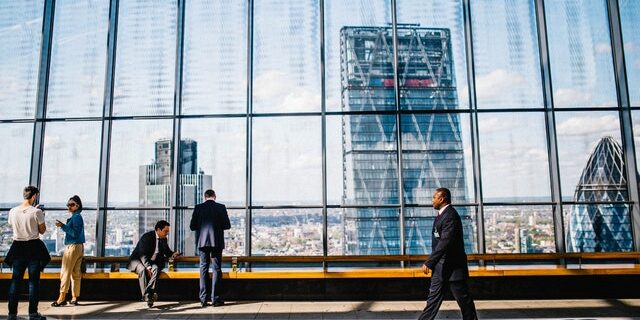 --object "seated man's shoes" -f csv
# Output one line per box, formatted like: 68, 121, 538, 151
212, 299, 225, 307
145, 293, 154, 307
